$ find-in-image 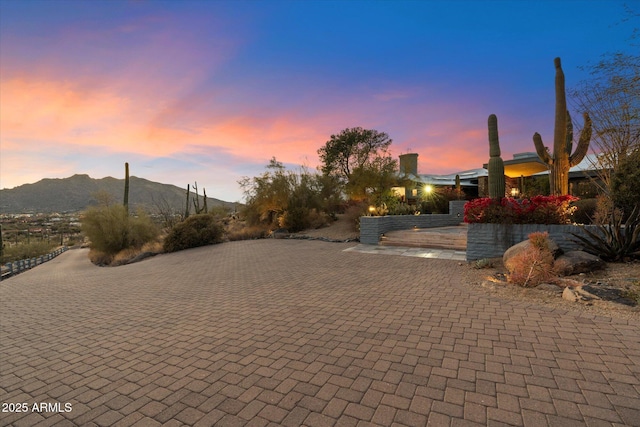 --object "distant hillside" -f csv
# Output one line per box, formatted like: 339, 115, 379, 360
0, 174, 237, 214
